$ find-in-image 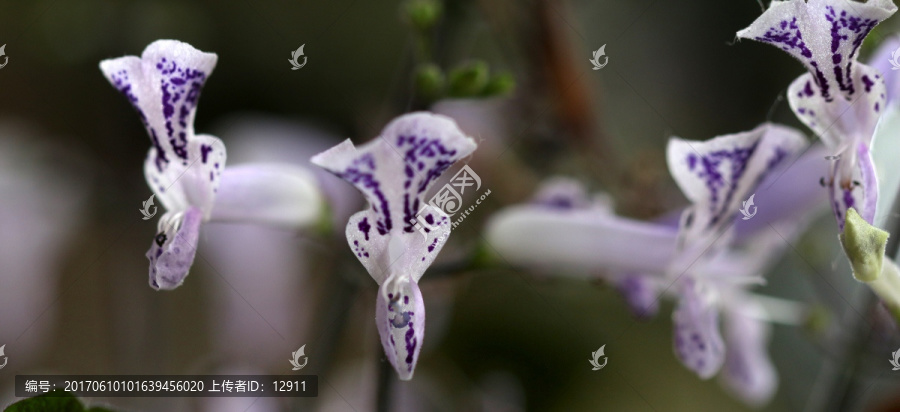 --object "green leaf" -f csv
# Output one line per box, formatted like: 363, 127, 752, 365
4, 390, 84, 412
4, 390, 118, 412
